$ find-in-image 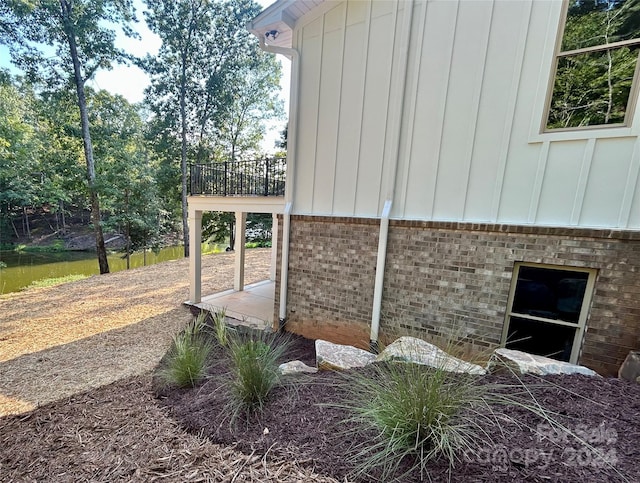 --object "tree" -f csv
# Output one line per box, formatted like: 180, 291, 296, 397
548, 0, 640, 128
0, 79, 41, 239
143, 0, 280, 256
215, 49, 284, 162
2, 0, 138, 274
89, 89, 164, 267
